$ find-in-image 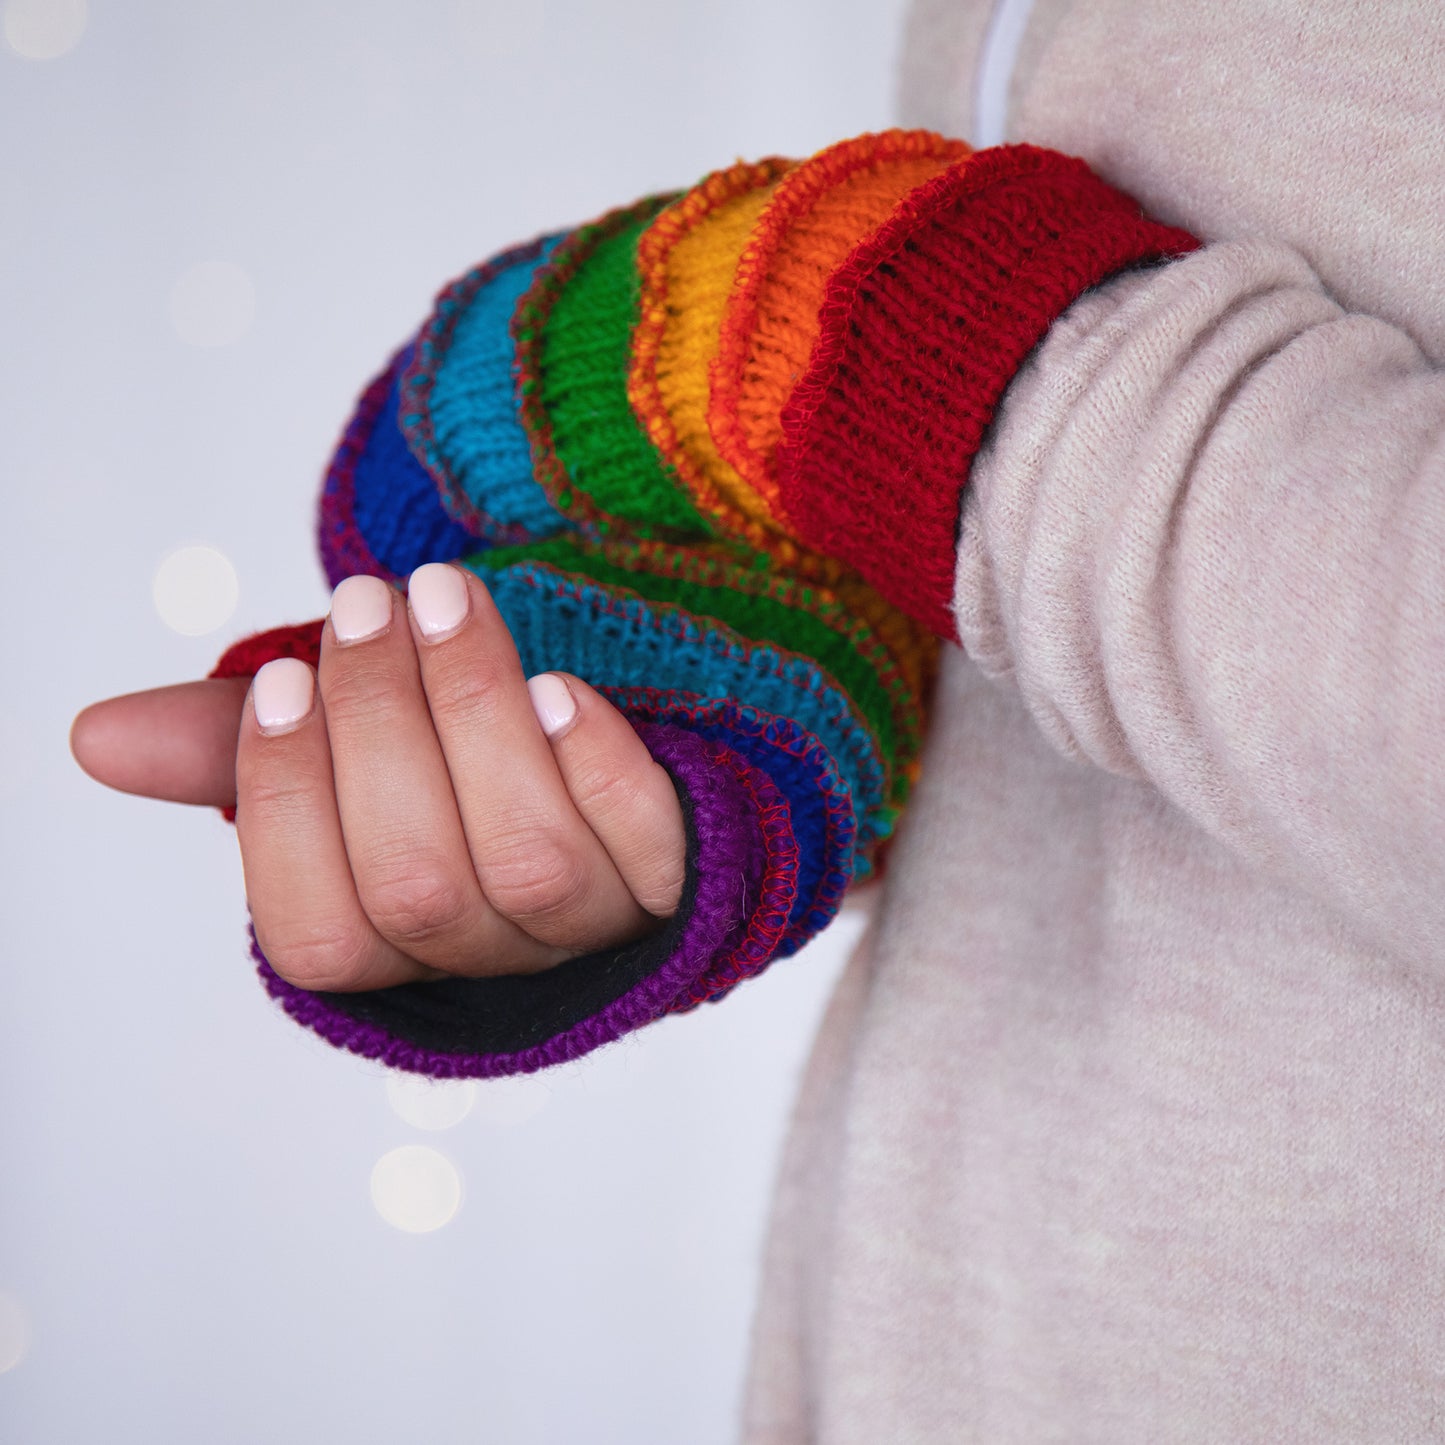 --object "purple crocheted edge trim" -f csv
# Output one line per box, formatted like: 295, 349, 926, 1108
667, 746, 799, 1013
251, 722, 766, 1078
